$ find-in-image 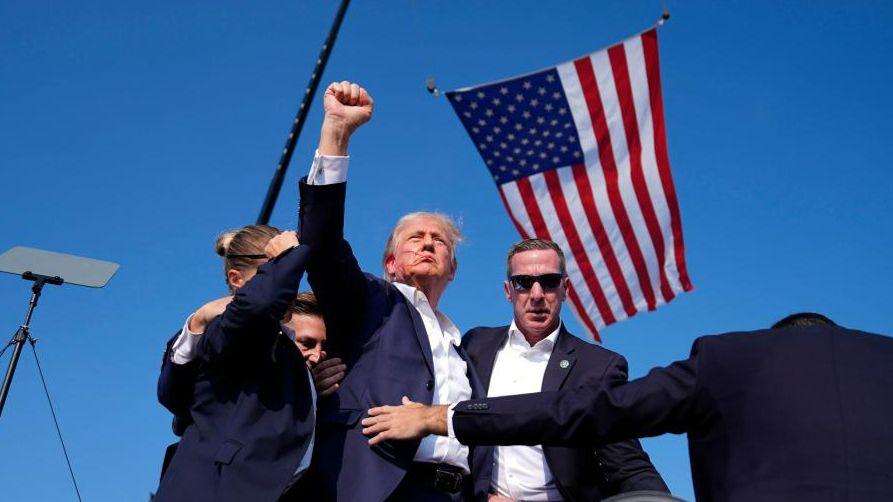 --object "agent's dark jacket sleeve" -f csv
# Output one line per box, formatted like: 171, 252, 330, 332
157, 331, 200, 422
454, 338, 708, 447
595, 354, 670, 494
196, 244, 311, 363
